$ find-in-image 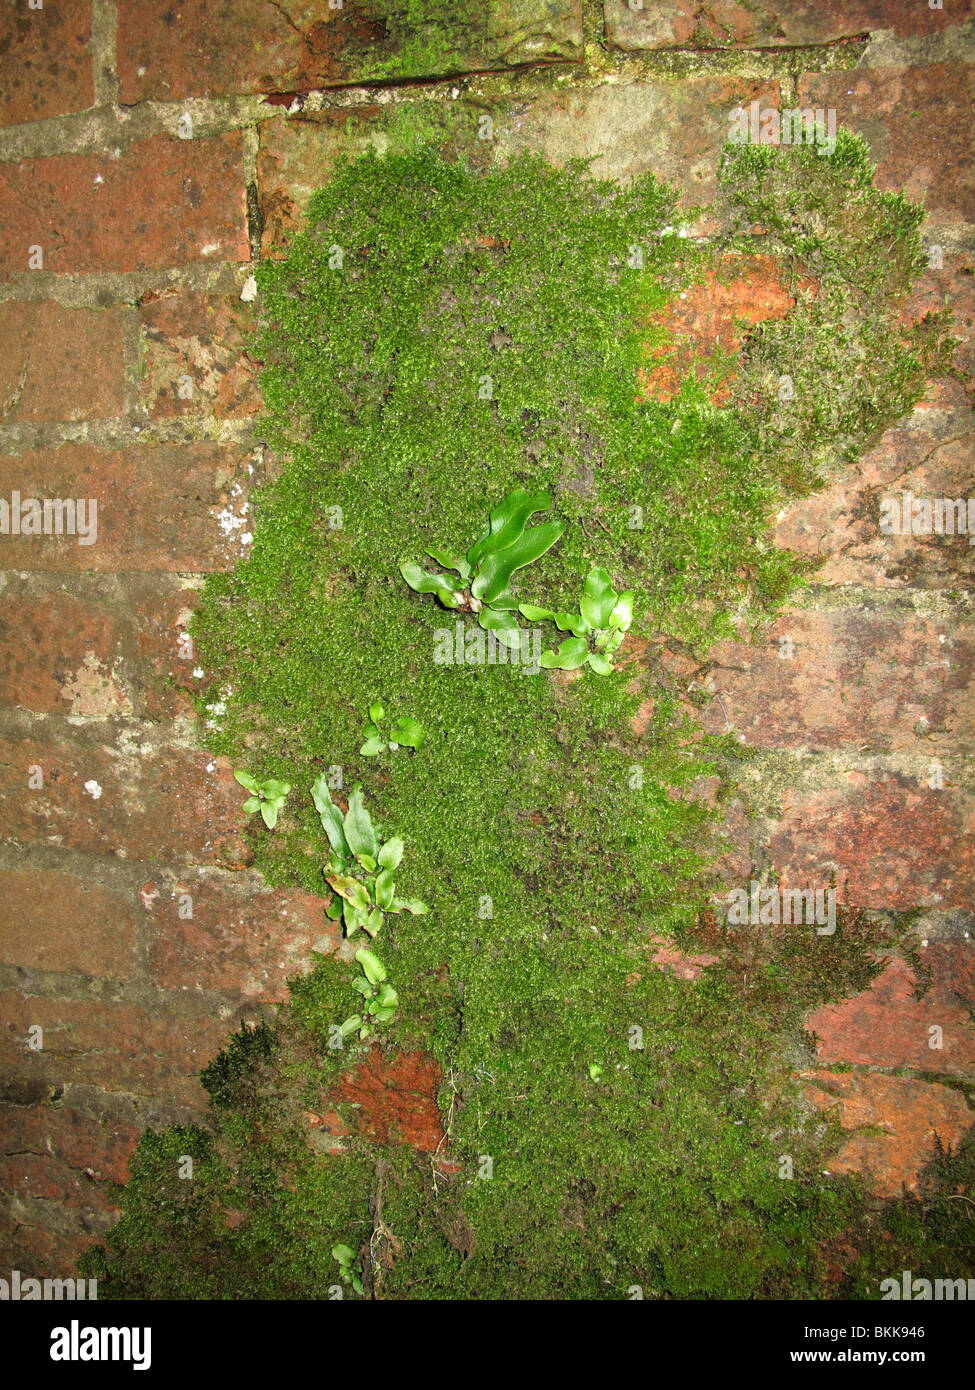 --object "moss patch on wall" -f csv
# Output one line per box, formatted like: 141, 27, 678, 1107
81, 135, 968, 1299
